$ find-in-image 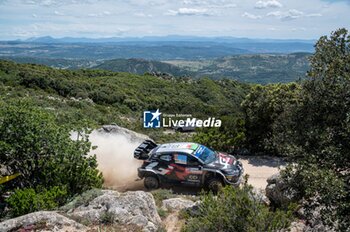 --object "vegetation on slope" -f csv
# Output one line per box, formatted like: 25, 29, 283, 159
166, 53, 310, 83
238, 28, 350, 230
0, 29, 348, 231
2, 53, 311, 84
94, 58, 191, 77
0, 102, 103, 217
